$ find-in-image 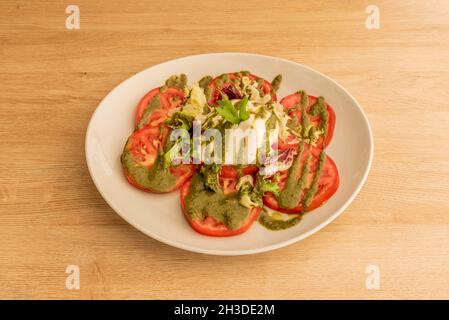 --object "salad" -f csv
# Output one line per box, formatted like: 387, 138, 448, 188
121, 71, 339, 237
